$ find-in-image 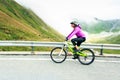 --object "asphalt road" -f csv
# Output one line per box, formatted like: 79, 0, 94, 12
0, 55, 120, 80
